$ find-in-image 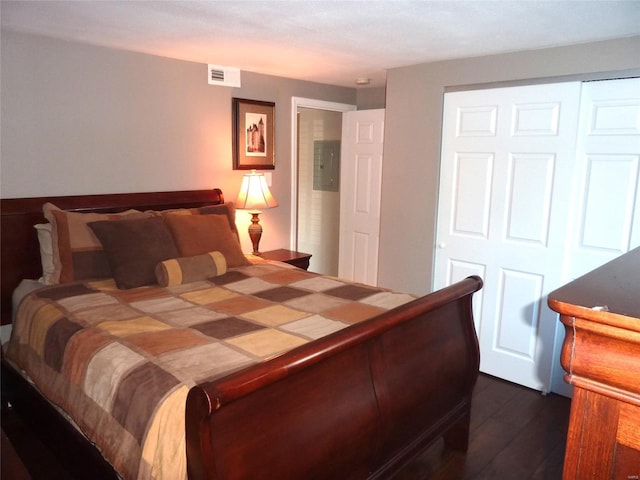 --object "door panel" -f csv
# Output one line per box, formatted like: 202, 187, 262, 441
580, 155, 637, 250
495, 269, 543, 359
444, 260, 486, 333
452, 153, 493, 238
339, 109, 384, 285
505, 154, 555, 245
